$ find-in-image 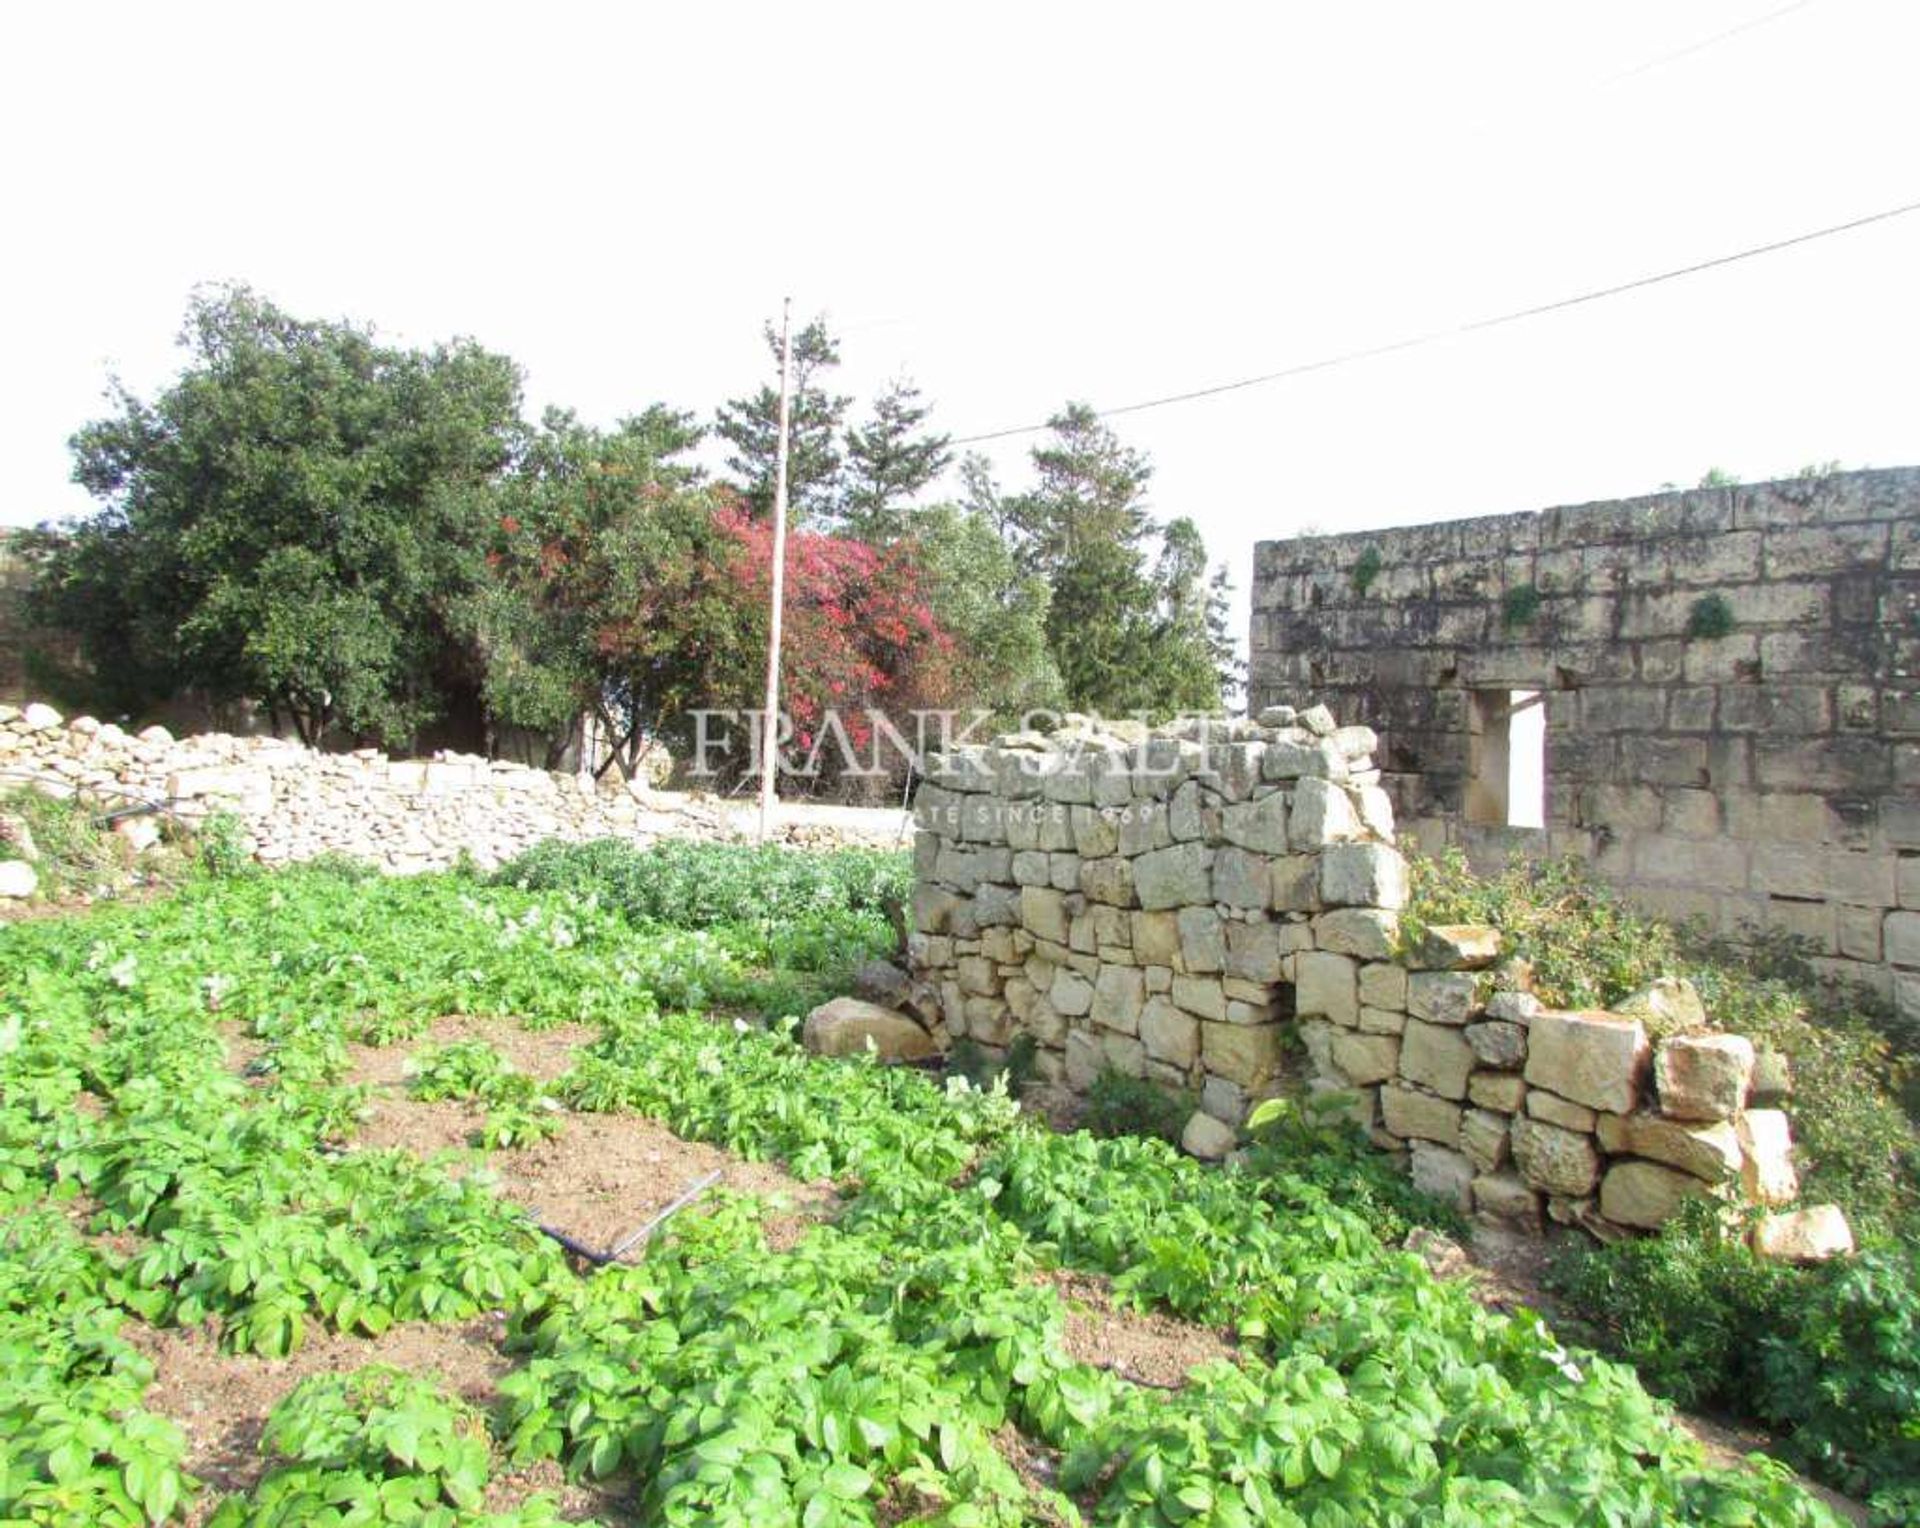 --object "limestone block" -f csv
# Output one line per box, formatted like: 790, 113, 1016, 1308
1177, 906, 1226, 972
1358, 1006, 1407, 1035
1599, 1160, 1708, 1230
1654, 1033, 1755, 1122
1091, 965, 1146, 1034
1596, 1113, 1740, 1182
1464, 1020, 1527, 1070
1524, 1010, 1649, 1115
1065, 1029, 1102, 1089
1050, 967, 1094, 1017
1614, 976, 1706, 1034
1472, 1171, 1542, 1226
1406, 971, 1478, 1026
1212, 846, 1271, 910
1379, 1084, 1462, 1146
1511, 1116, 1601, 1196
1144, 964, 1173, 994
1354, 784, 1396, 841
1297, 704, 1335, 735
1100, 1031, 1147, 1077
1311, 908, 1398, 960
1485, 991, 1543, 1023
1752, 1205, 1854, 1263
1348, 968, 1403, 1019
1269, 854, 1322, 912
1526, 1090, 1597, 1133
1080, 856, 1135, 907
1130, 910, 1181, 966
1408, 924, 1502, 971
1201, 1073, 1247, 1125
1263, 738, 1338, 781
1220, 792, 1289, 854
1168, 779, 1206, 840
1011, 849, 1051, 887
1467, 1071, 1528, 1113
1738, 1109, 1799, 1205
1135, 842, 1212, 910
21, 702, 61, 731
1049, 852, 1081, 891
1140, 997, 1198, 1068
1020, 886, 1069, 945
1117, 803, 1172, 857
1200, 1021, 1284, 1087
1410, 1141, 1475, 1212
1319, 843, 1407, 909
1330, 1029, 1400, 1085
1028, 996, 1068, 1046
967, 998, 1013, 1045
1294, 950, 1359, 1026
1181, 1110, 1238, 1160
1461, 1107, 1511, 1172
1288, 776, 1360, 848
913, 885, 964, 934
974, 883, 1020, 928
1400, 1018, 1474, 1099
0, 860, 38, 899
802, 998, 939, 1062
1172, 973, 1227, 1021
1224, 920, 1291, 983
